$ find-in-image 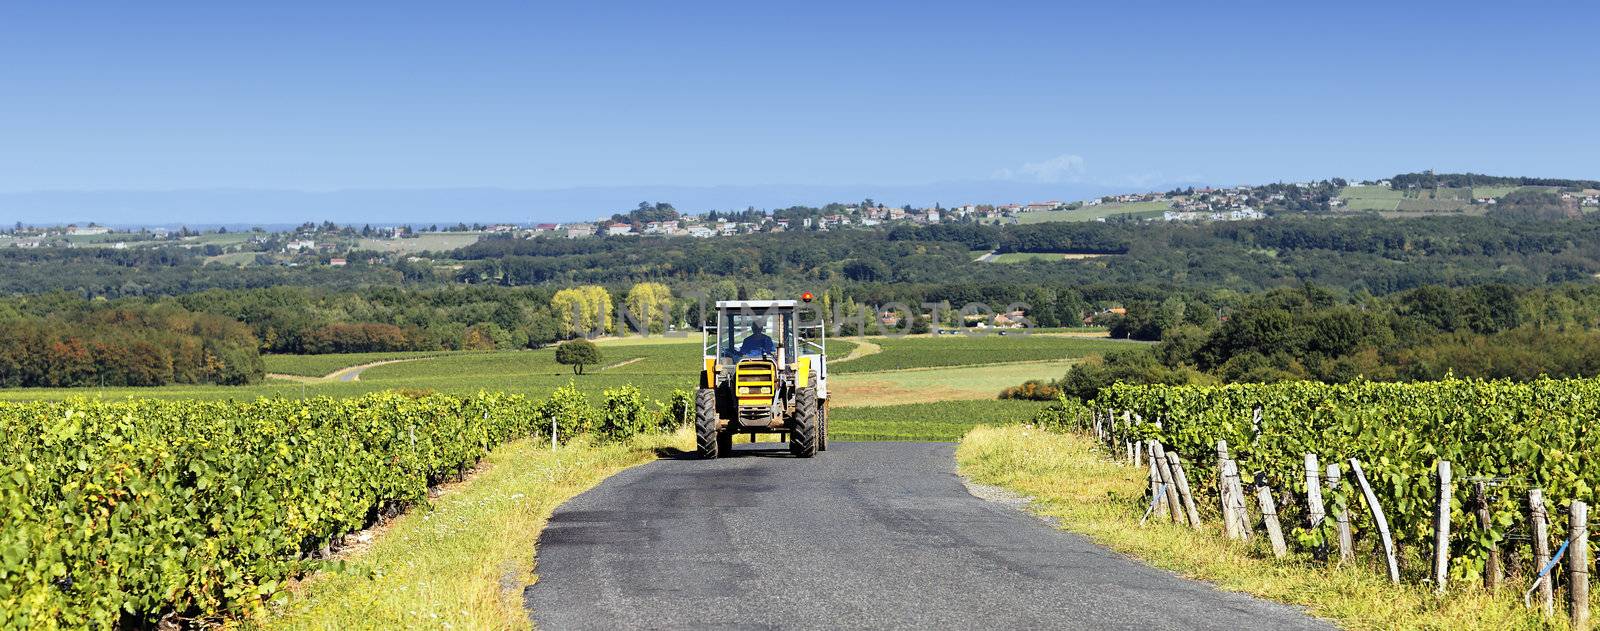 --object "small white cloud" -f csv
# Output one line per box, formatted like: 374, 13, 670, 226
994, 154, 1087, 183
